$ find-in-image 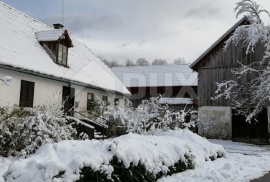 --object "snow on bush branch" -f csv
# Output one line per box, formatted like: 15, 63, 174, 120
214, 0, 270, 122
95, 97, 196, 135
0, 76, 15, 86
0, 100, 78, 158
